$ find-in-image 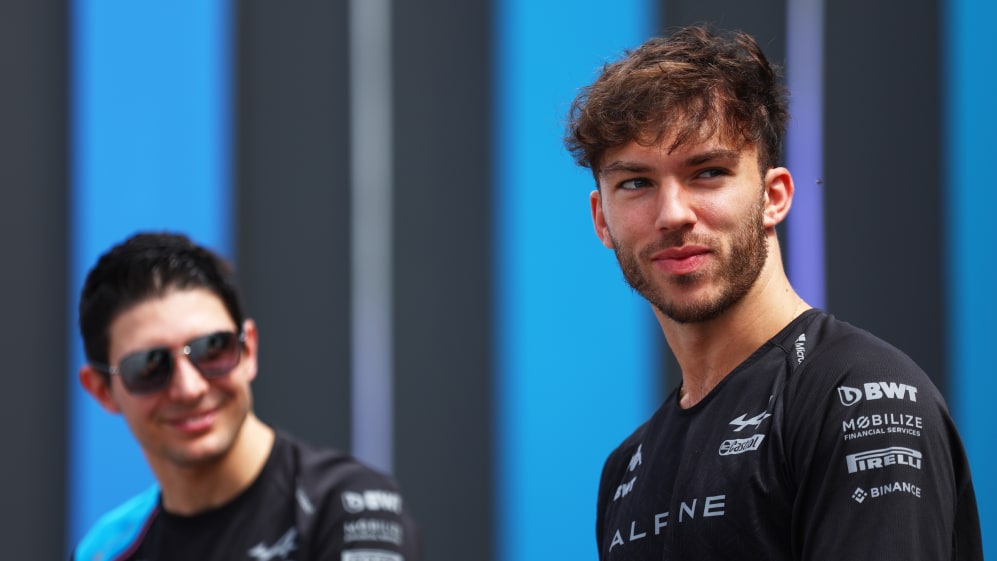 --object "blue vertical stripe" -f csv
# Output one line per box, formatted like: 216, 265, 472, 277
785, 0, 825, 309
946, 0, 996, 555
493, 2, 657, 559
68, 0, 233, 548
